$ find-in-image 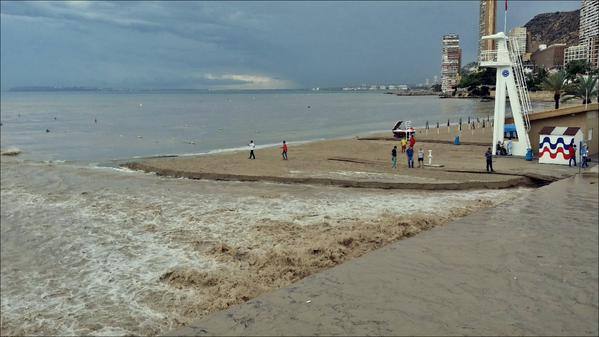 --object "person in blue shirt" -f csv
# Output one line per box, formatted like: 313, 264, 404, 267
581, 143, 589, 168
406, 146, 414, 168
485, 147, 494, 173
